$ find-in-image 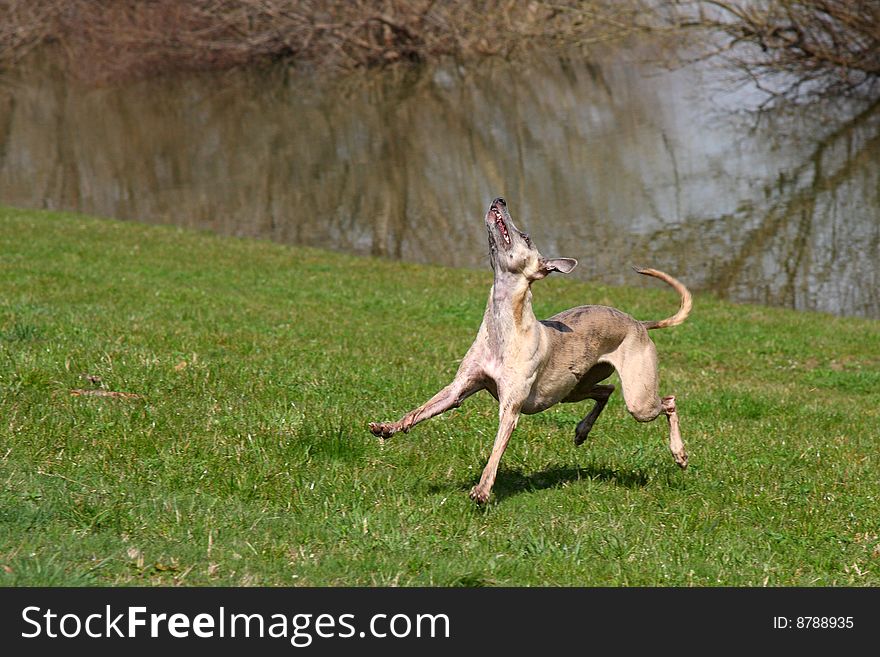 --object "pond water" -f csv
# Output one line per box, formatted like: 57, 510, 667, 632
1, 49, 879, 318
